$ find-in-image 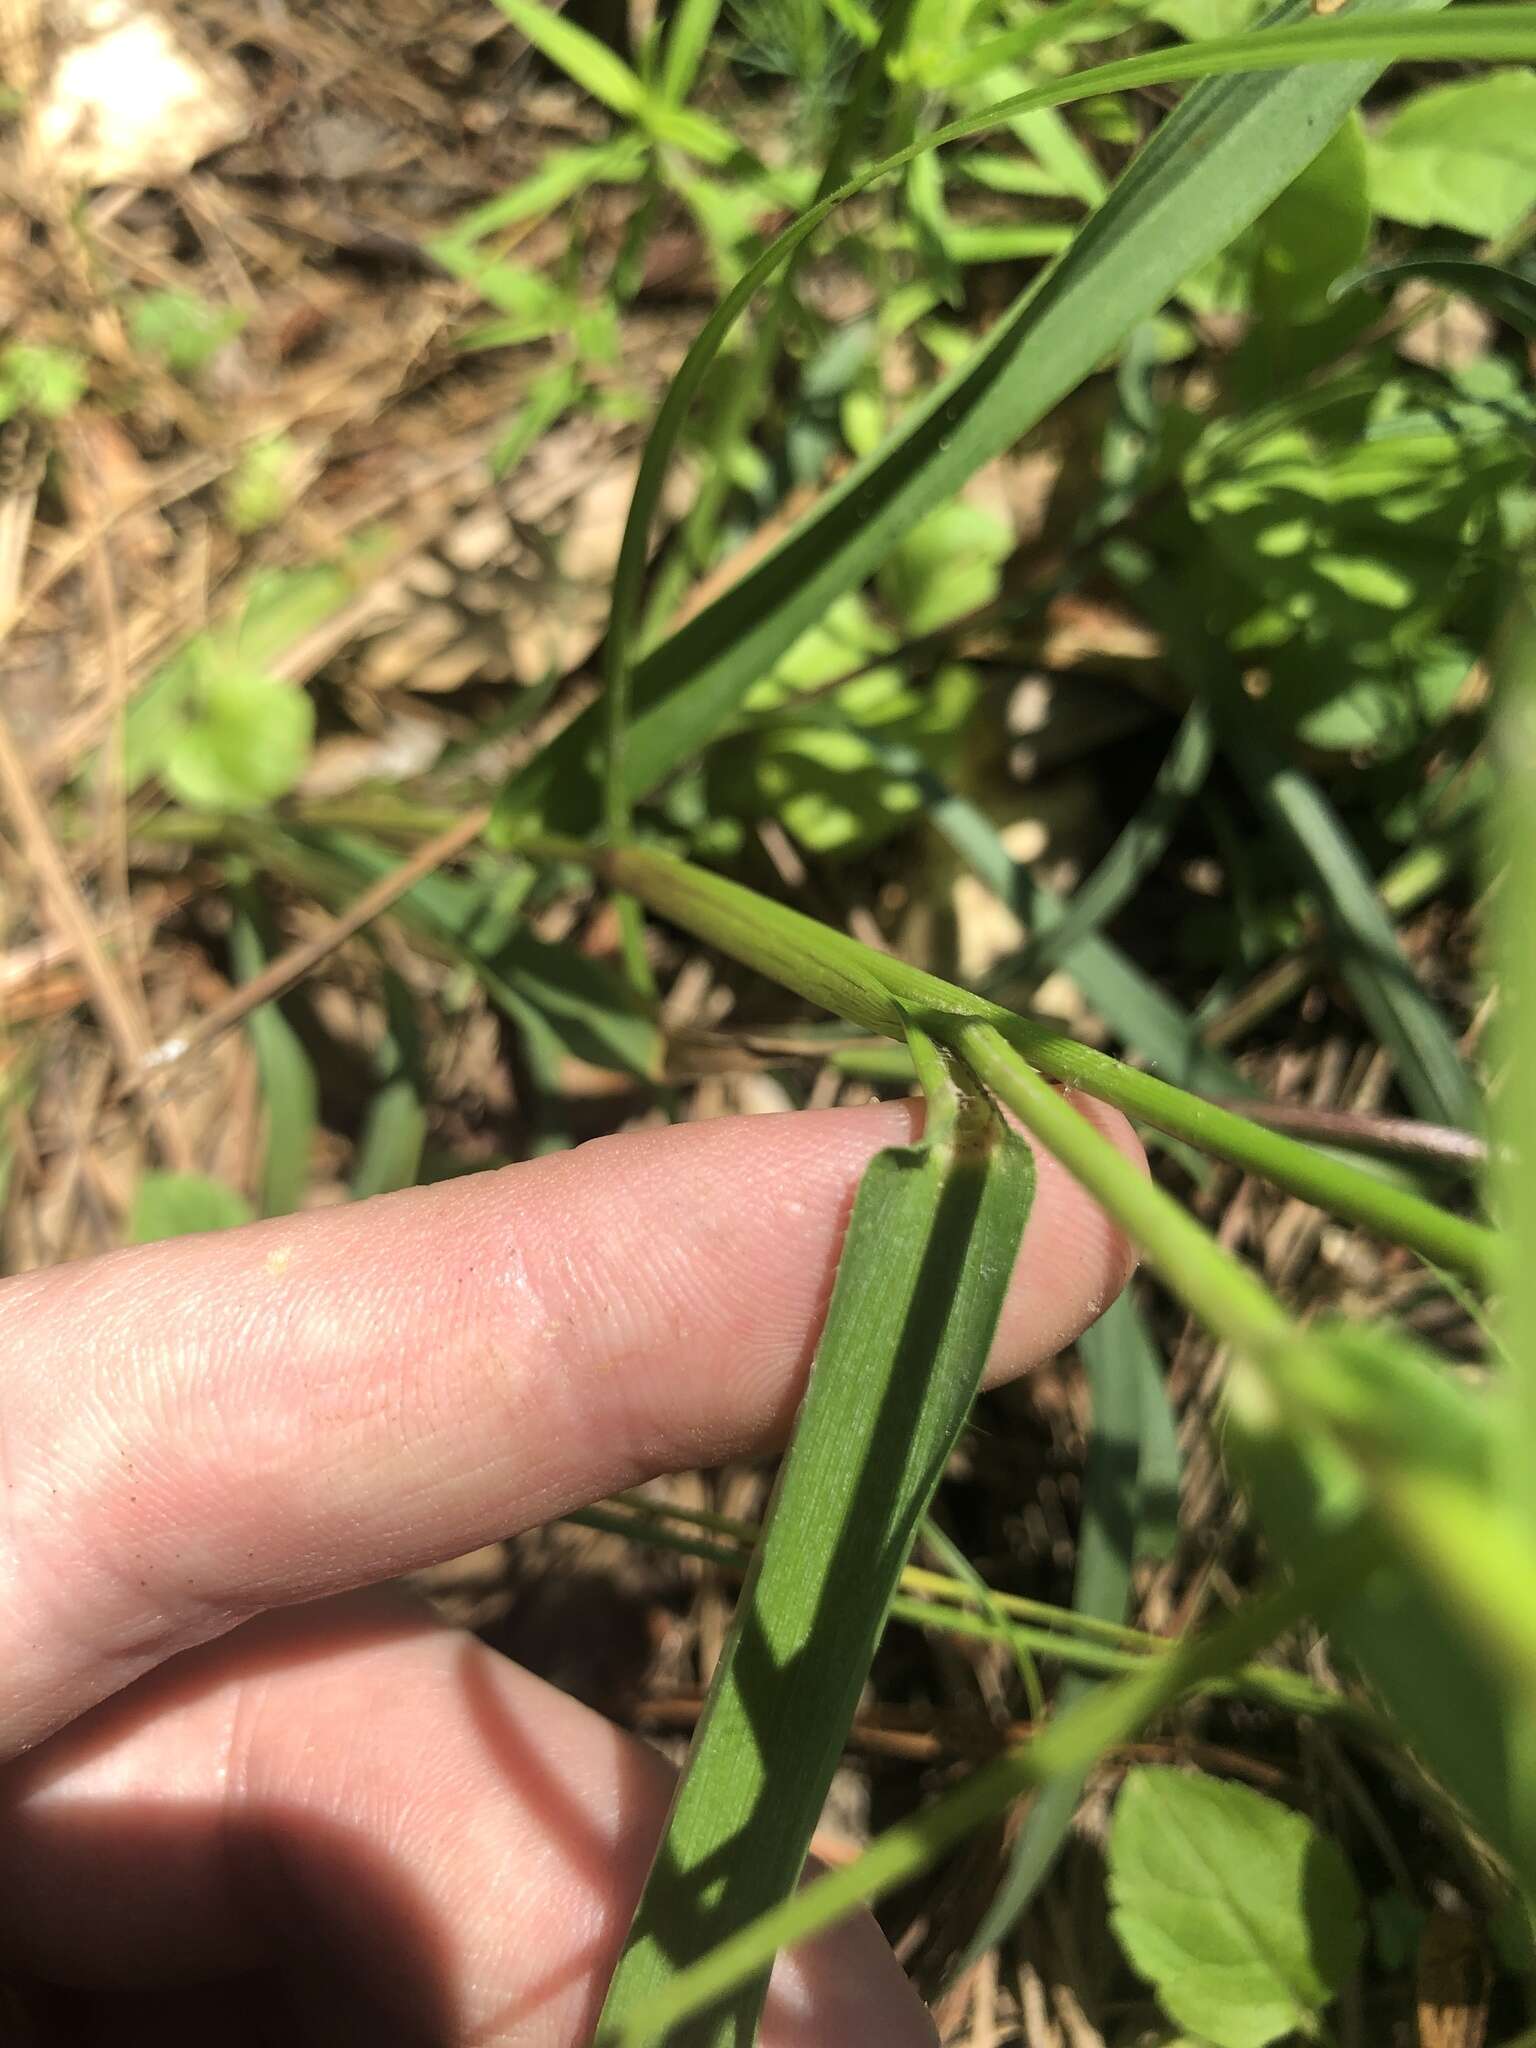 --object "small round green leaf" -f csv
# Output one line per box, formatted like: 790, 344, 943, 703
1107, 1766, 1363, 2048
161, 660, 315, 813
